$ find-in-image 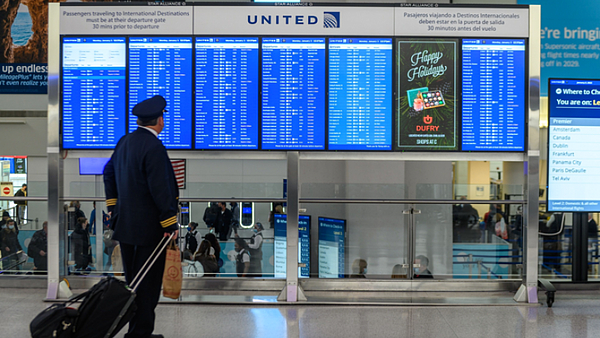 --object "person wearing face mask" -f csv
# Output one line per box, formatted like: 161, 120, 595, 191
184, 222, 202, 255
350, 259, 368, 278
245, 222, 264, 277
414, 255, 433, 279
1, 220, 22, 272
234, 238, 250, 277
70, 217, 92, 272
